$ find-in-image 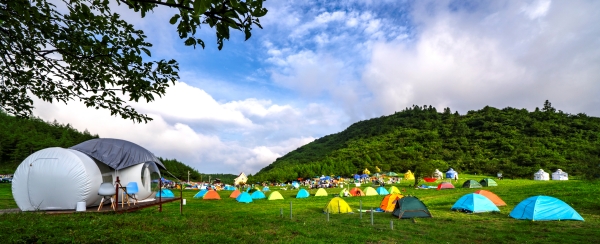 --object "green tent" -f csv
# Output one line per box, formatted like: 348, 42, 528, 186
392, 196, 432, 219
462, 180, 483, 188
363, 187, 378, 196
480, 178, 498, 187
